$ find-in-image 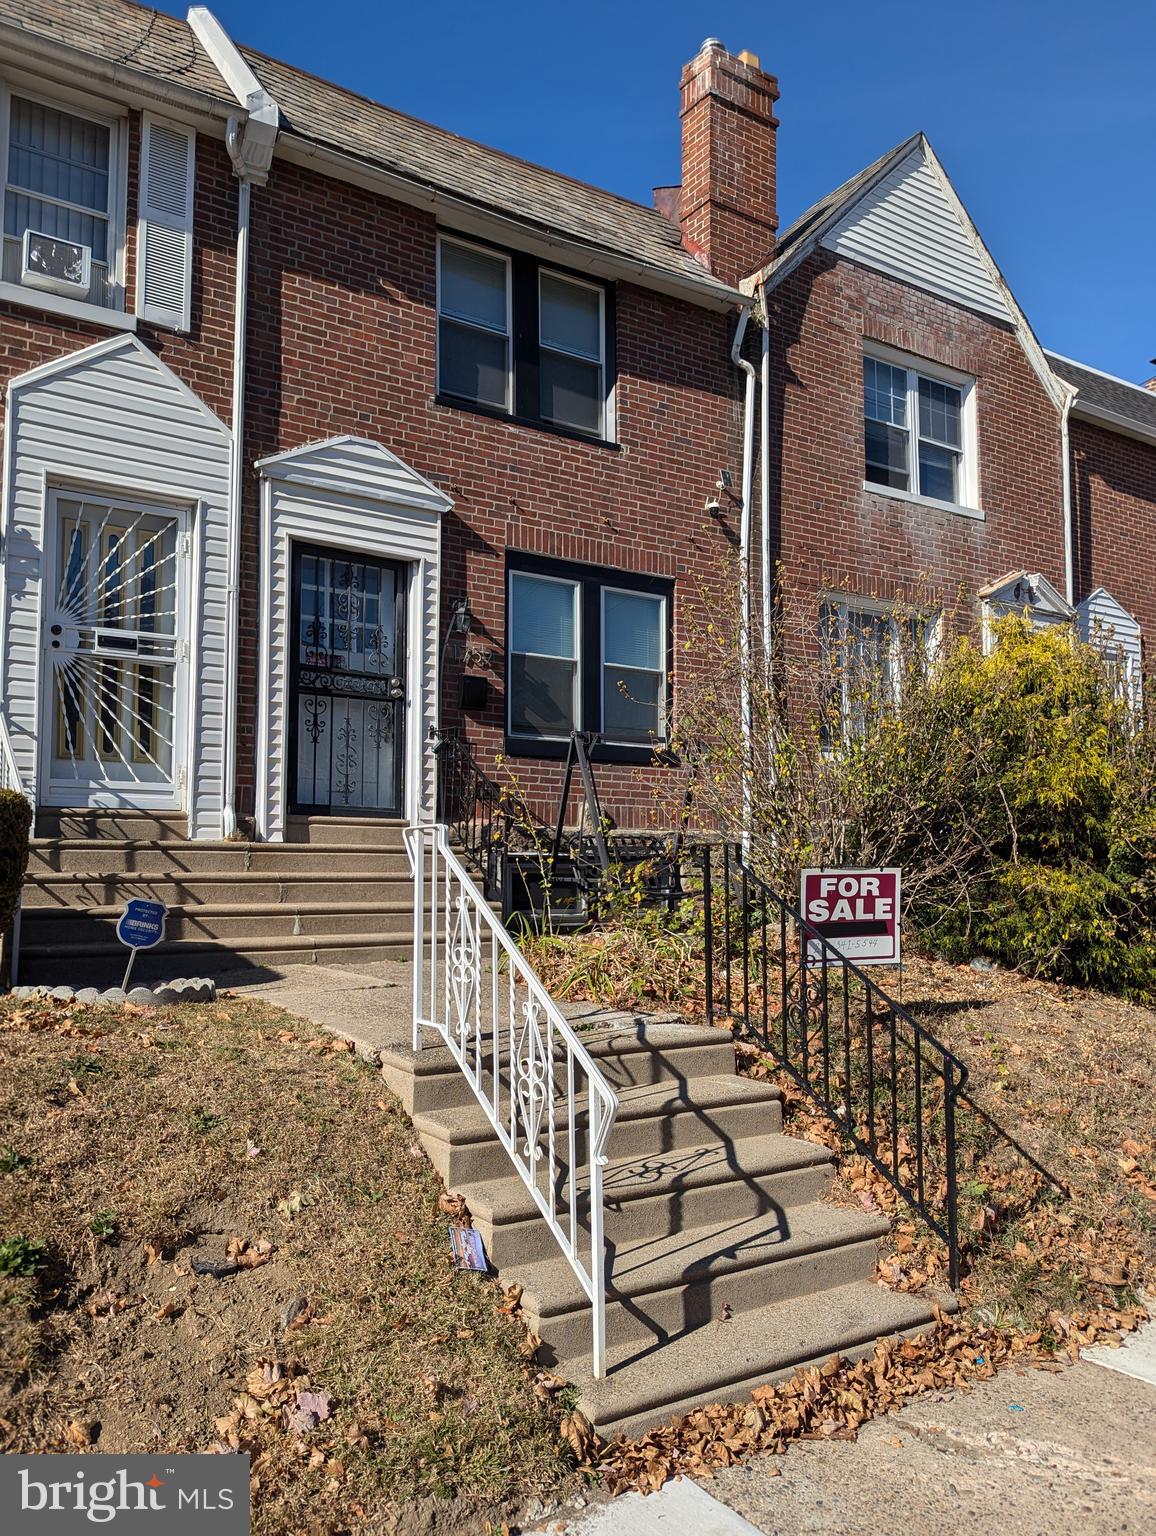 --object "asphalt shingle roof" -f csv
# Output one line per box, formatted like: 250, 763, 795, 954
1046, 353, 1156, 438
0, 0, 233, 101
243, 48, 732, 297
0, 0, 735, 301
